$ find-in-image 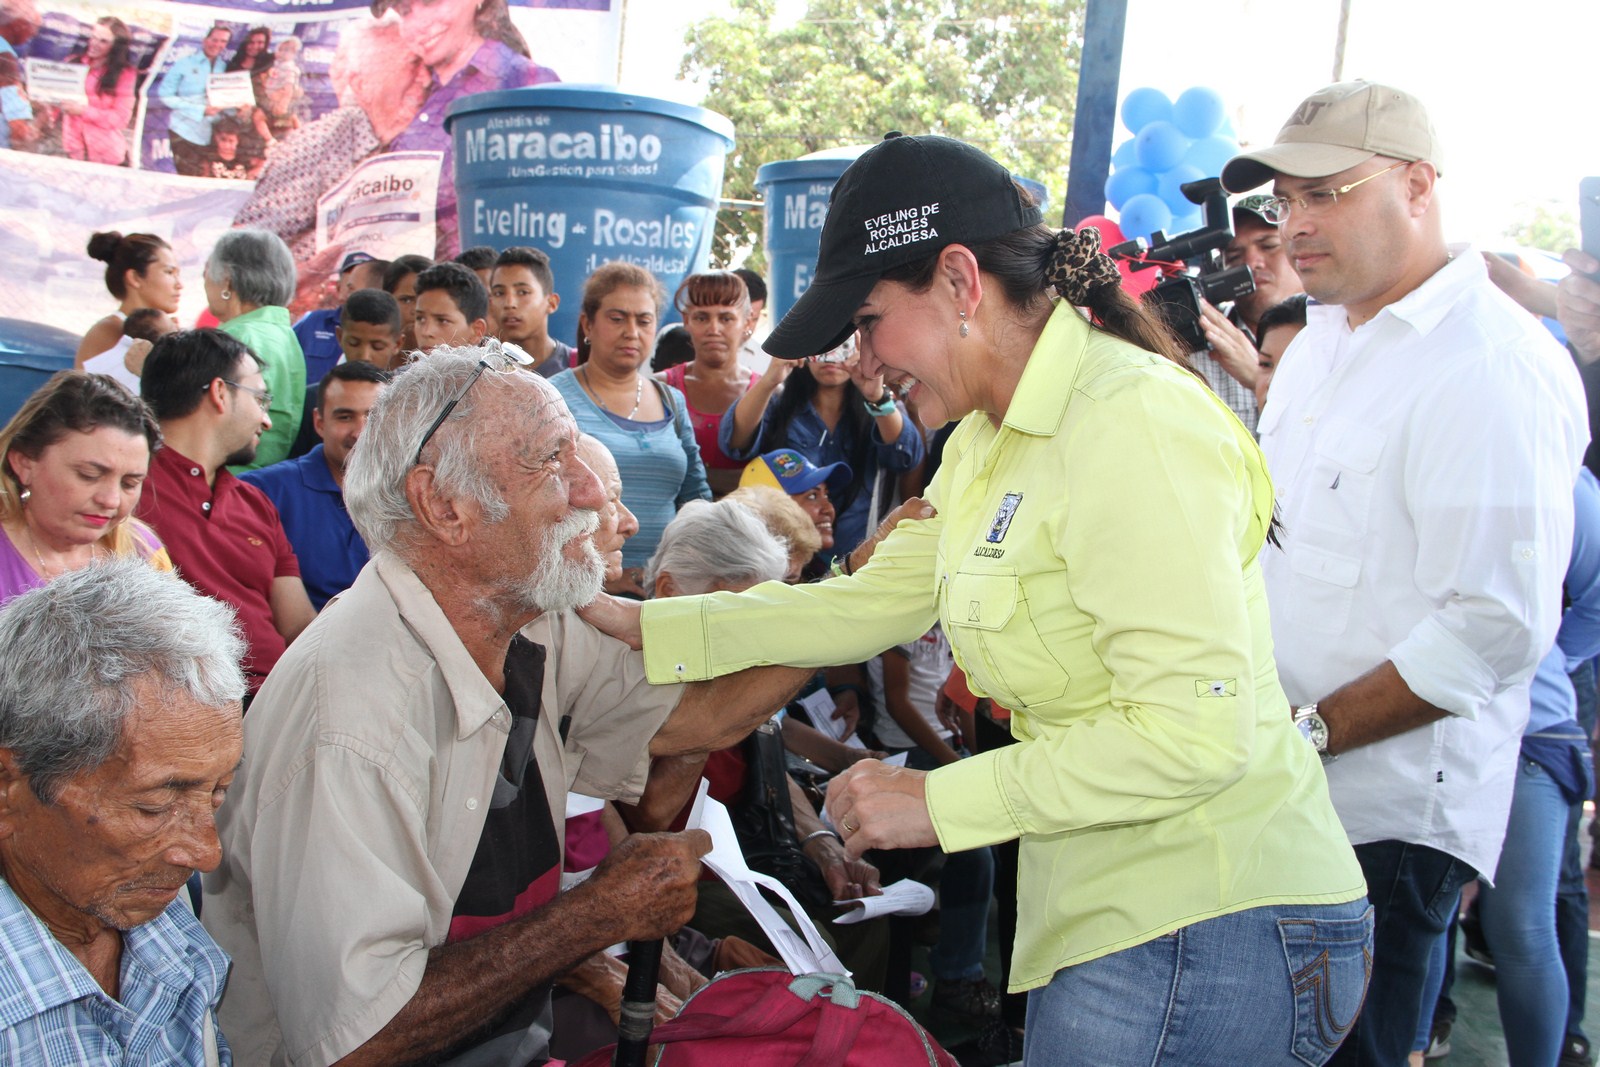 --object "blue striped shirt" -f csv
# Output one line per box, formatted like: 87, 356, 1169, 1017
0, 878, 231, 1065
550, 371, 711, 567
